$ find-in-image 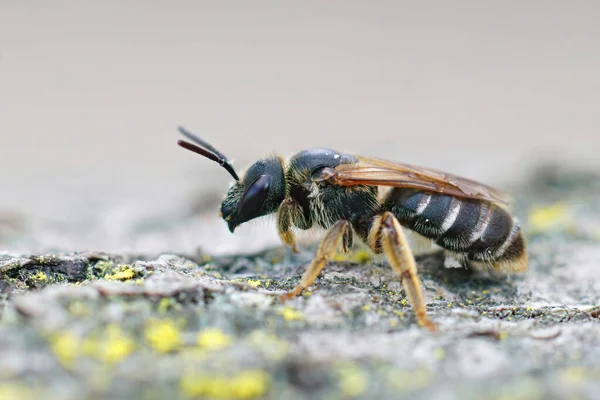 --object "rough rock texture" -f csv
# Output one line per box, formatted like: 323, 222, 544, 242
1, 164, 599, 400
